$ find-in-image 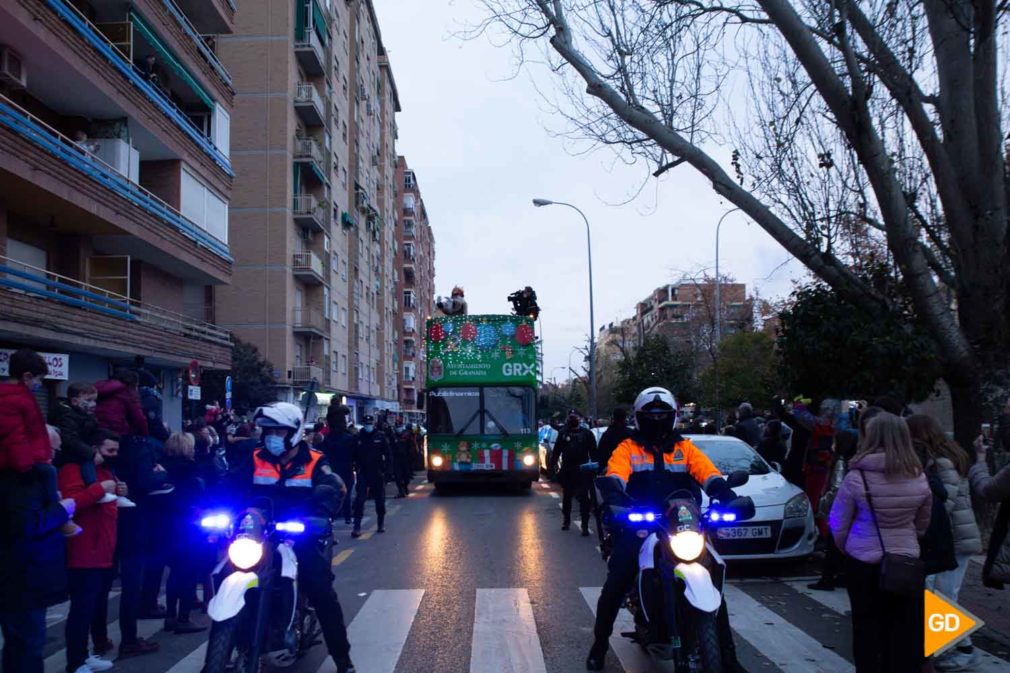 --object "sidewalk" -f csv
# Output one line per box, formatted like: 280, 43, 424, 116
960, 558, 1010, 652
